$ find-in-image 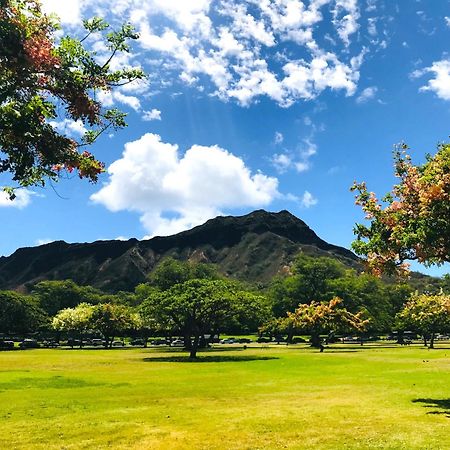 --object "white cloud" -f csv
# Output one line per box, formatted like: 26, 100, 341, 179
42, 0, 372, 108
332, 0, 360, 47
49, 119, 87, 137
97, 91, 142, 111
41, 0, 84, 25
0, 189, 35, 209
300, 190, 318, 208
142, 109, 162, 121
274, 131, 284, 145
445, 17, 450, 27
356, 86, 378, 103
412, 60, 450, 101
367, 17, 377, 36
271, 153, 292, 173
35, 238, 54, 246
91, 133, 279, 236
